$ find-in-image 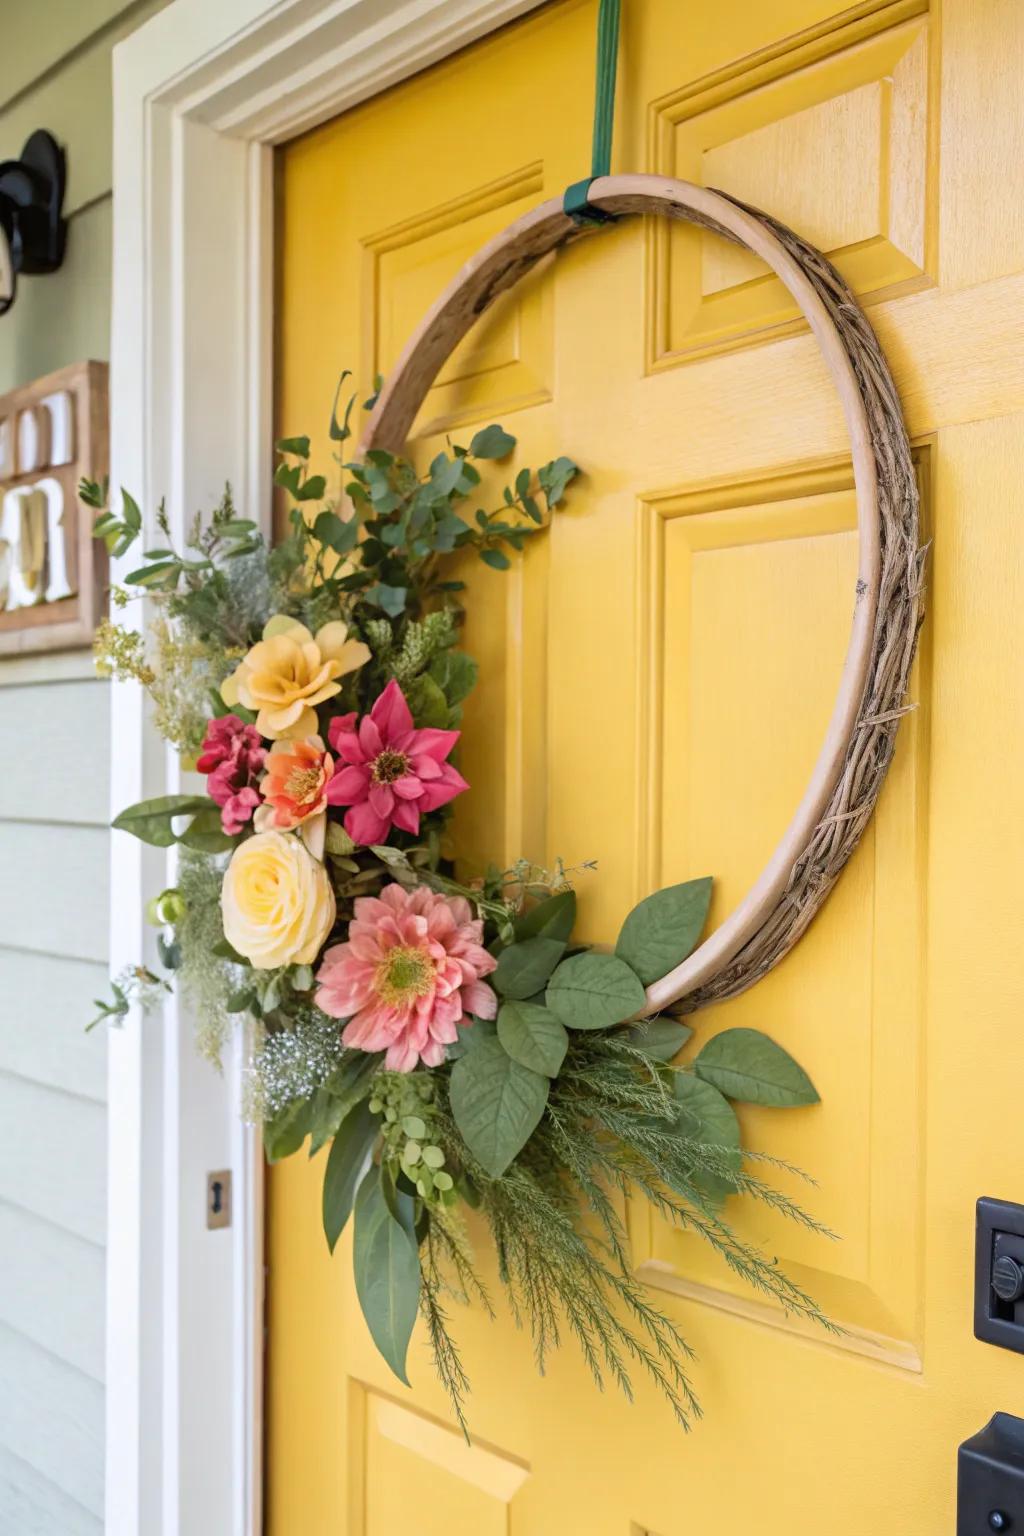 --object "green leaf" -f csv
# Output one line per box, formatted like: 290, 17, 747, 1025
276, 434, 311, 458
294, 474, 327, 502
480, 548, 511, 571
263, 1097, 312, 1163
365, 582, 409, 617
124, 560, 180, 589
308, 1085, 345, 1157
323, 1100, 380, 1251
615, 877, 713, 986
514, 889, 576, 944
469, 424, 516, 459
625, 1016, 693, 1062
313, 510, 358, 554
322, 1050, 383, 1122
121, 490, 143, 532
111, 794, 213, 848
492, 936, 565, 1000
545, 951, 646, 1030
671, 1073, 741, 1200
694, 1028, 819, 1107
537, 455, 578, 508
404, 673, 450, 729
449, 1033, 549, 1176
352, 1167, 421, 1385
497, 1000, 568, 1078
274, 462, 302, 495
429, 650, 478, 706
178, 805, 234, 853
